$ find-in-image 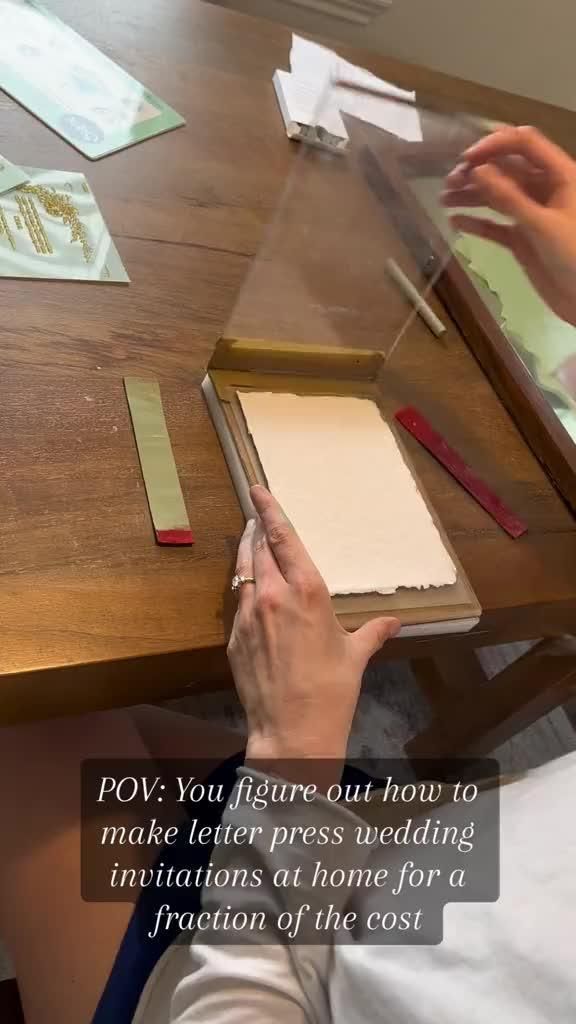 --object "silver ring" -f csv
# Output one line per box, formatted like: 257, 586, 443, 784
231, 573, 256, 593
